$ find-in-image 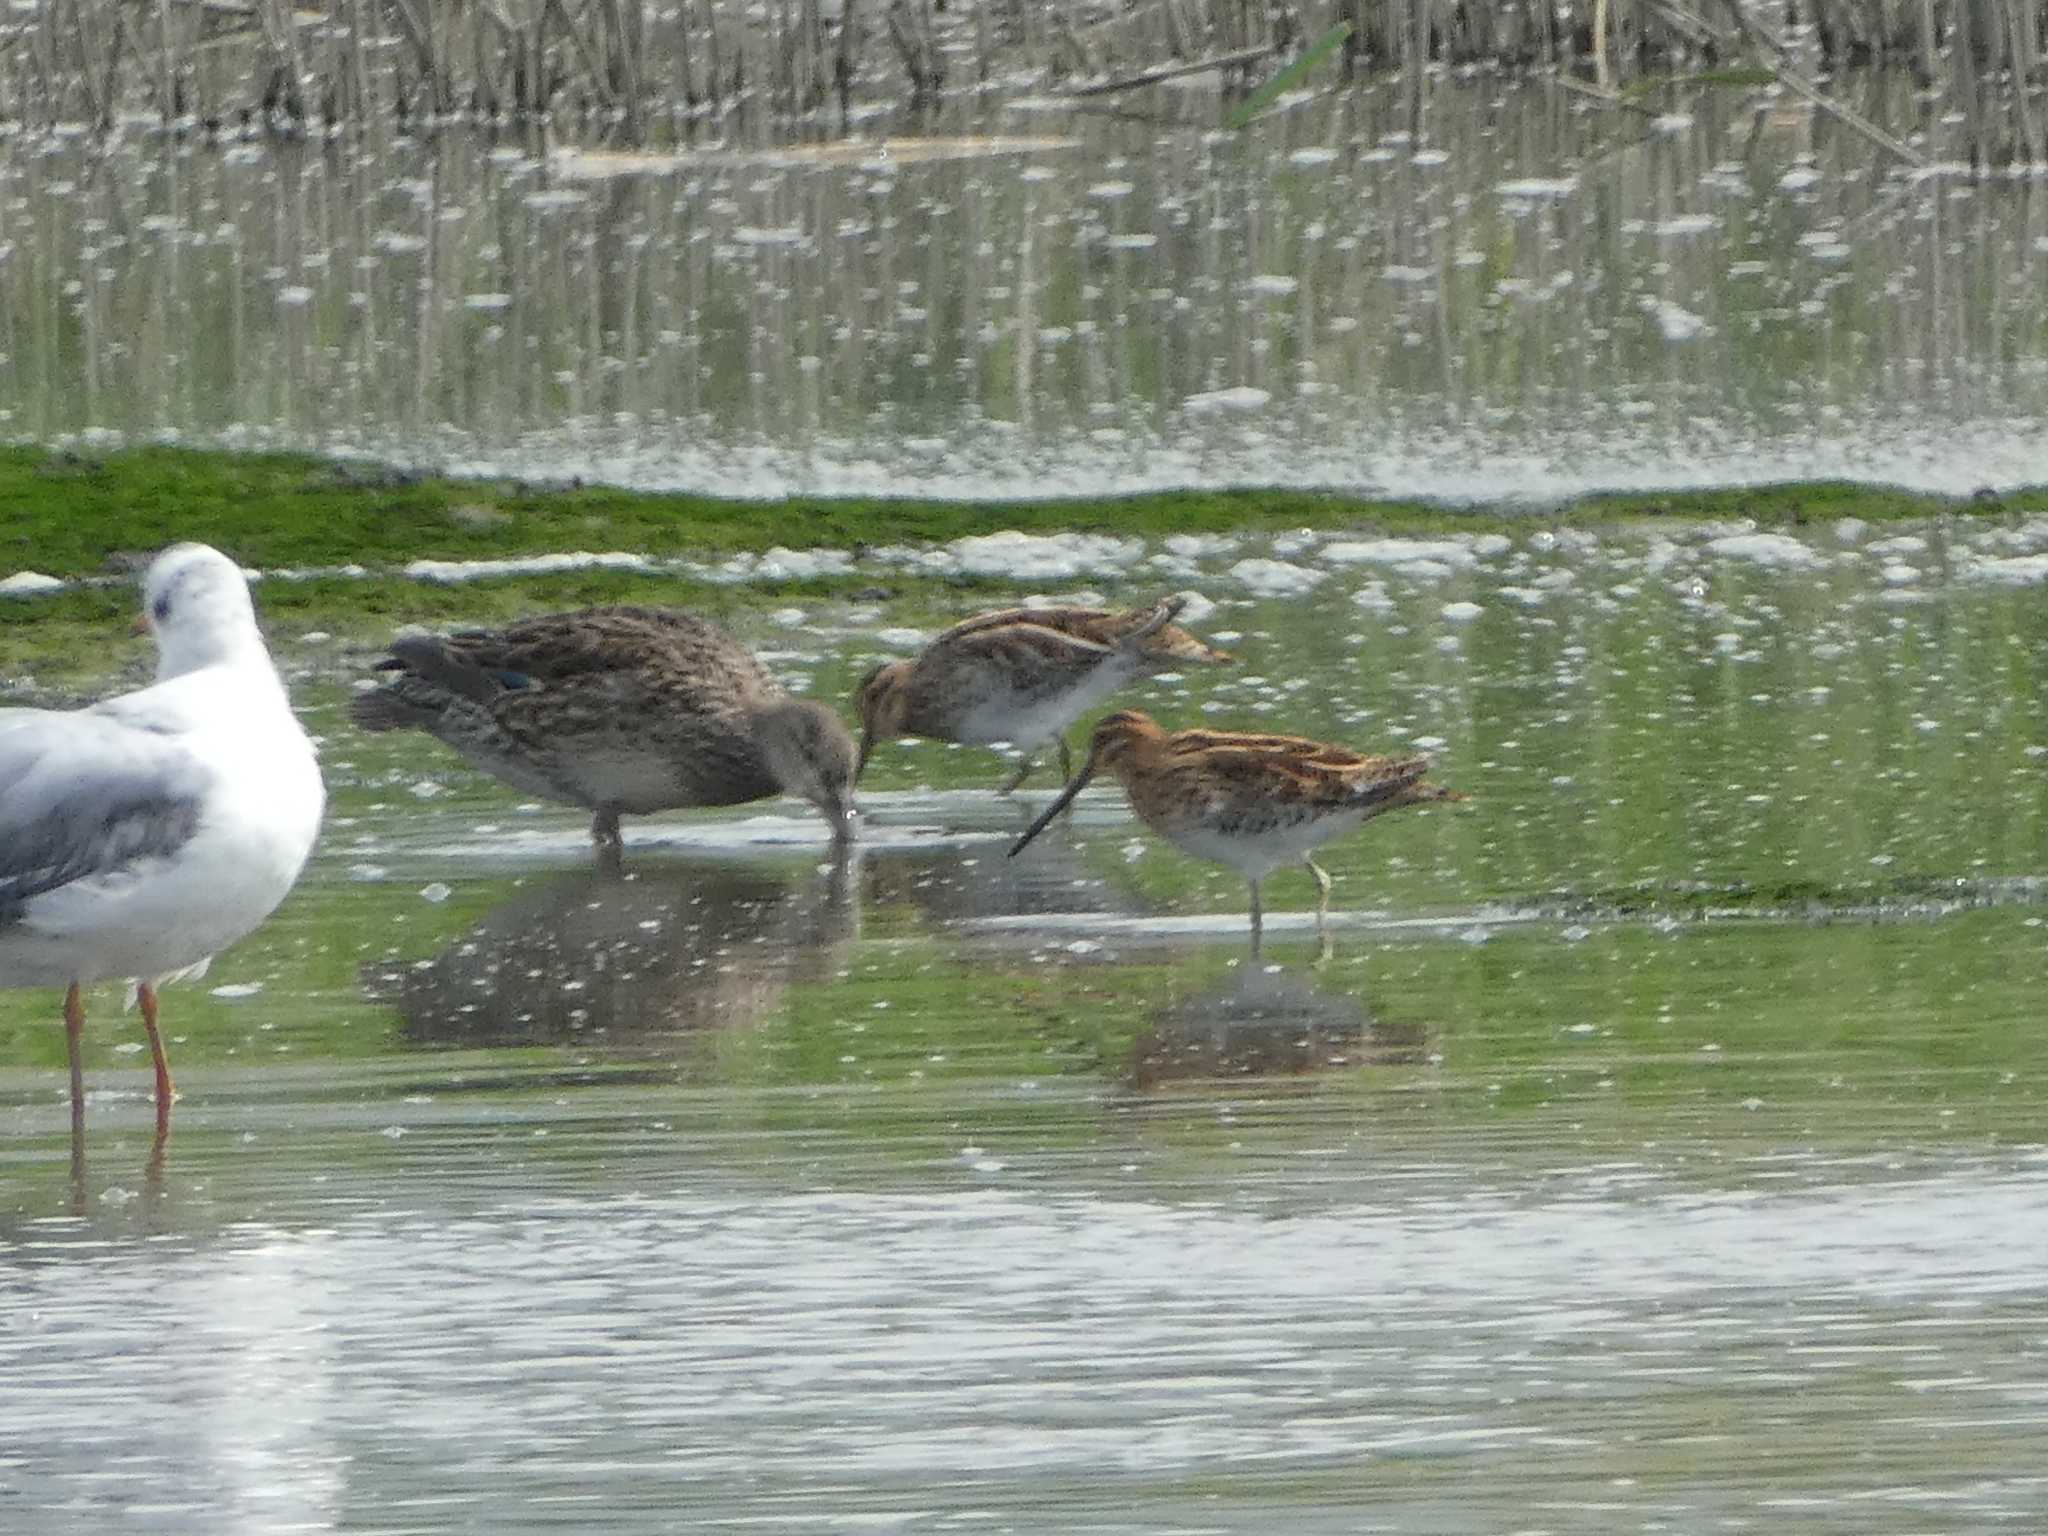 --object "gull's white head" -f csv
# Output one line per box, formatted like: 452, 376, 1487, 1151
140, 542, 264, 678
